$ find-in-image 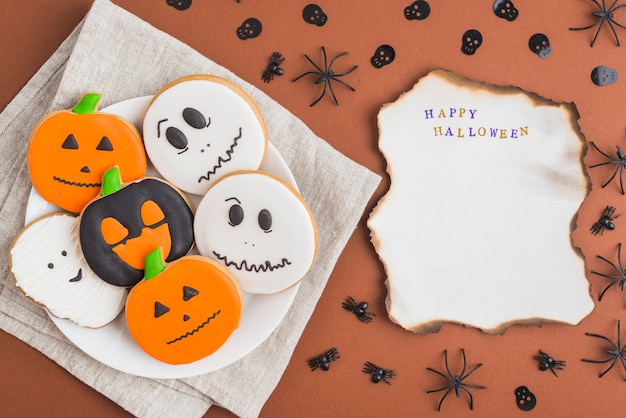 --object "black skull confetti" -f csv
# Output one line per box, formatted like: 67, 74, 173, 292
461, 29, 483, 55
371, 45, 396, 68
302, 4, 328, 26
166, 0, 192, 10
529, 33, 552, 58
493, 0, 518, 21
592, 65, 618, 86
514, 386, 536, 411
236, 17, 262, 40
404, 0, 431, 21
